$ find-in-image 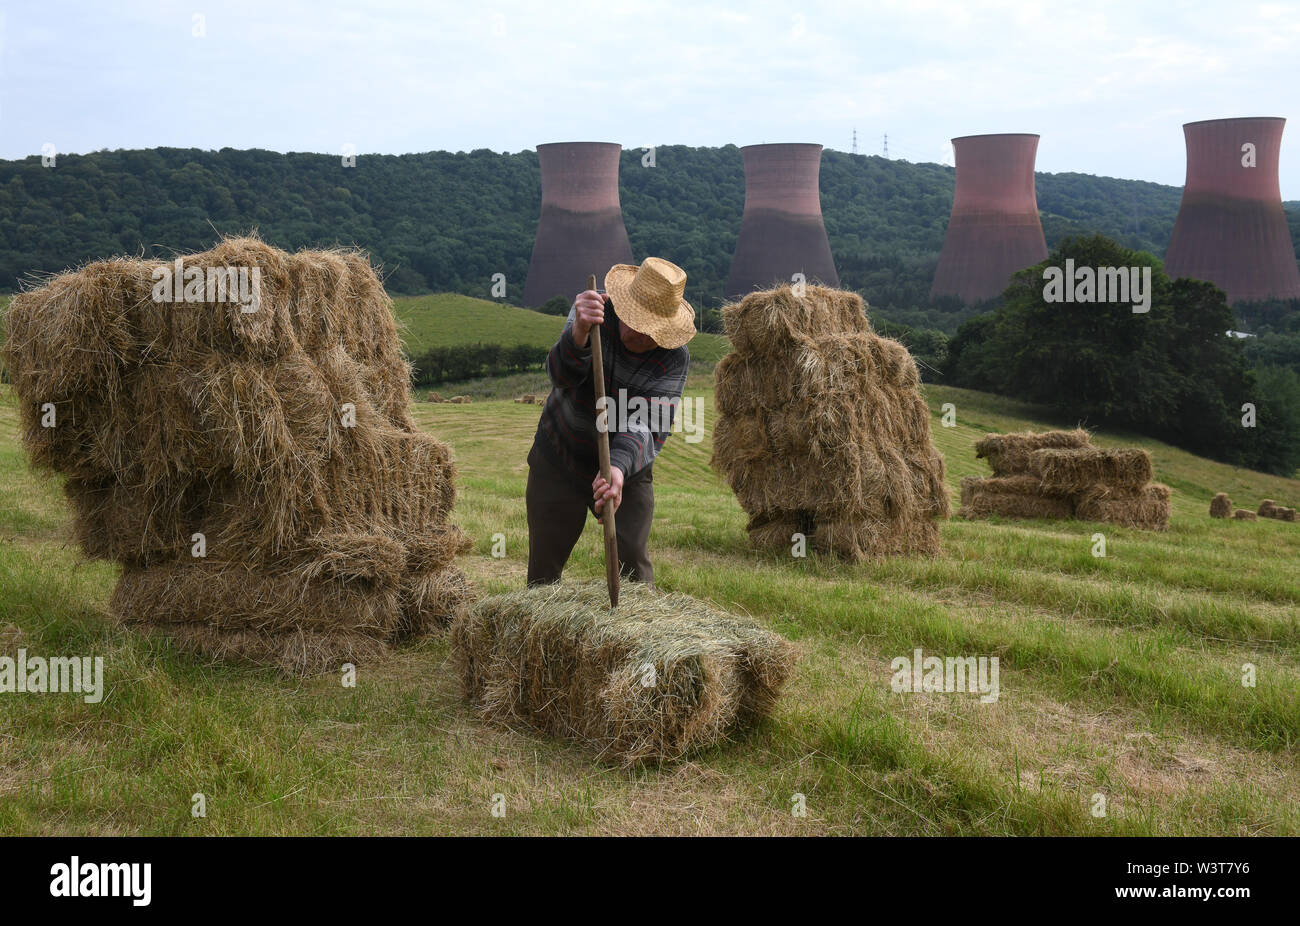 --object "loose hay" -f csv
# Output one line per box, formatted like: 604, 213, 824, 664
450, 581, 797, 765
1209, 492, 1232, 518
1, 237, 474, 672
711, 285, 949, 560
